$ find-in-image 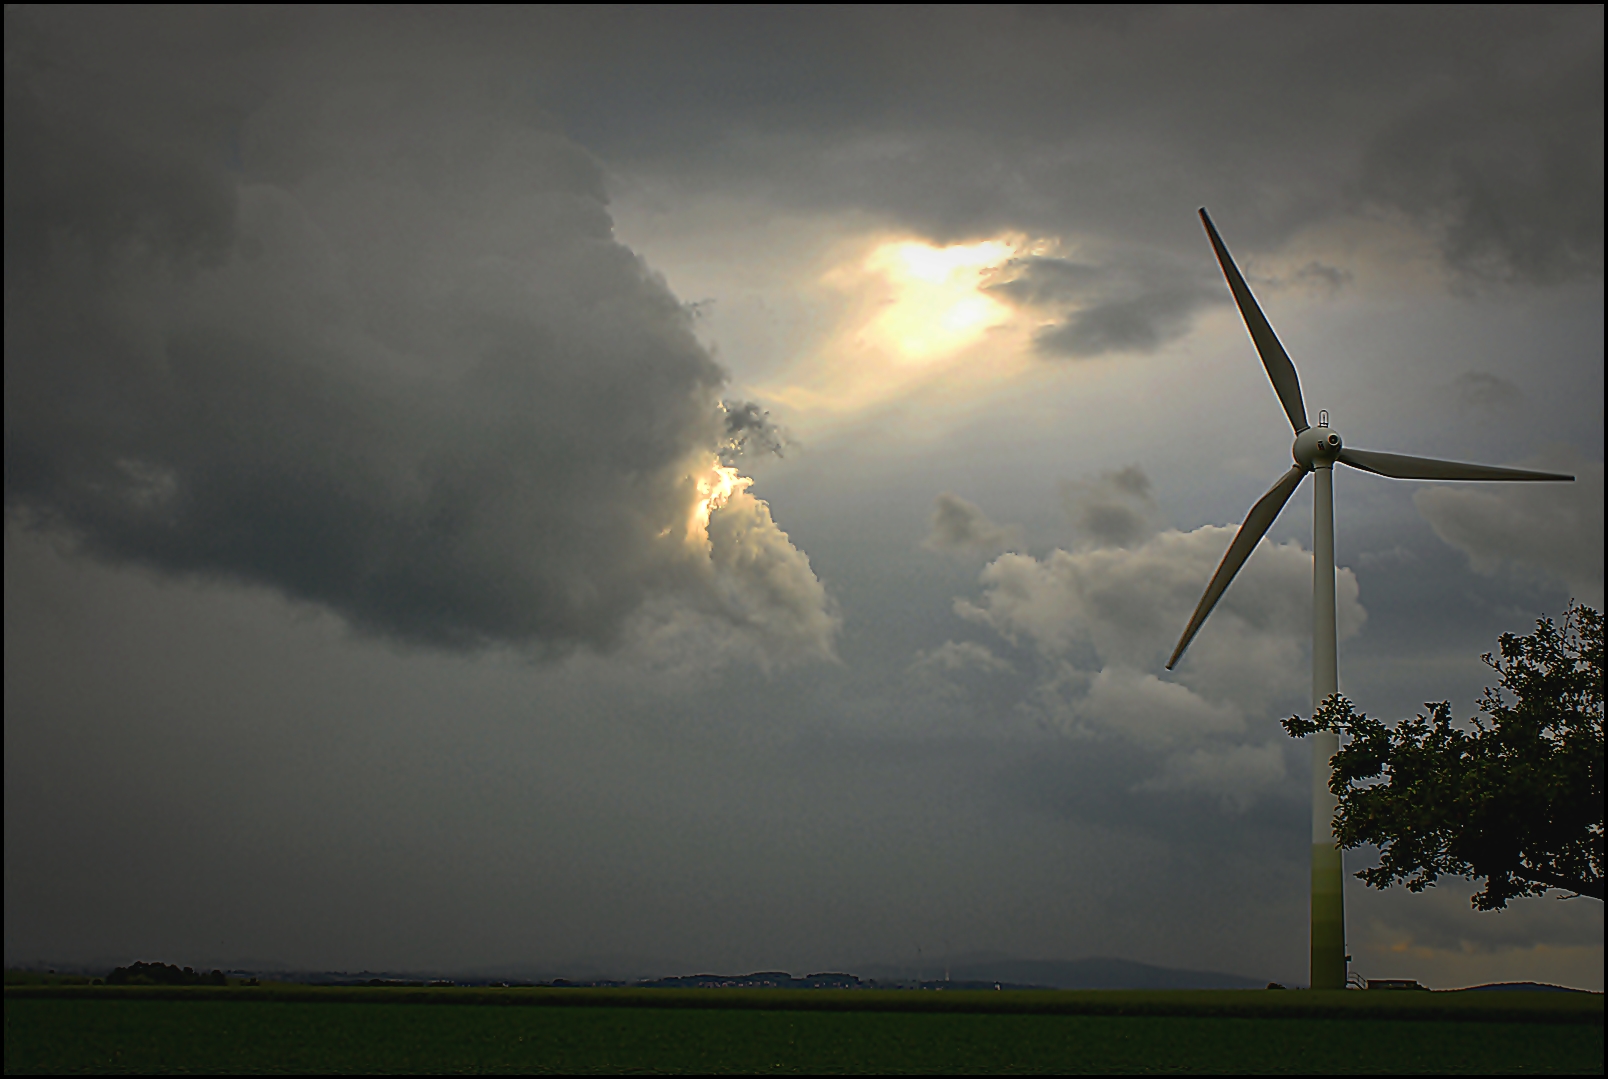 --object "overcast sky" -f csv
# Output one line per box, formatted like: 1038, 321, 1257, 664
5, 6, 1602, 989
